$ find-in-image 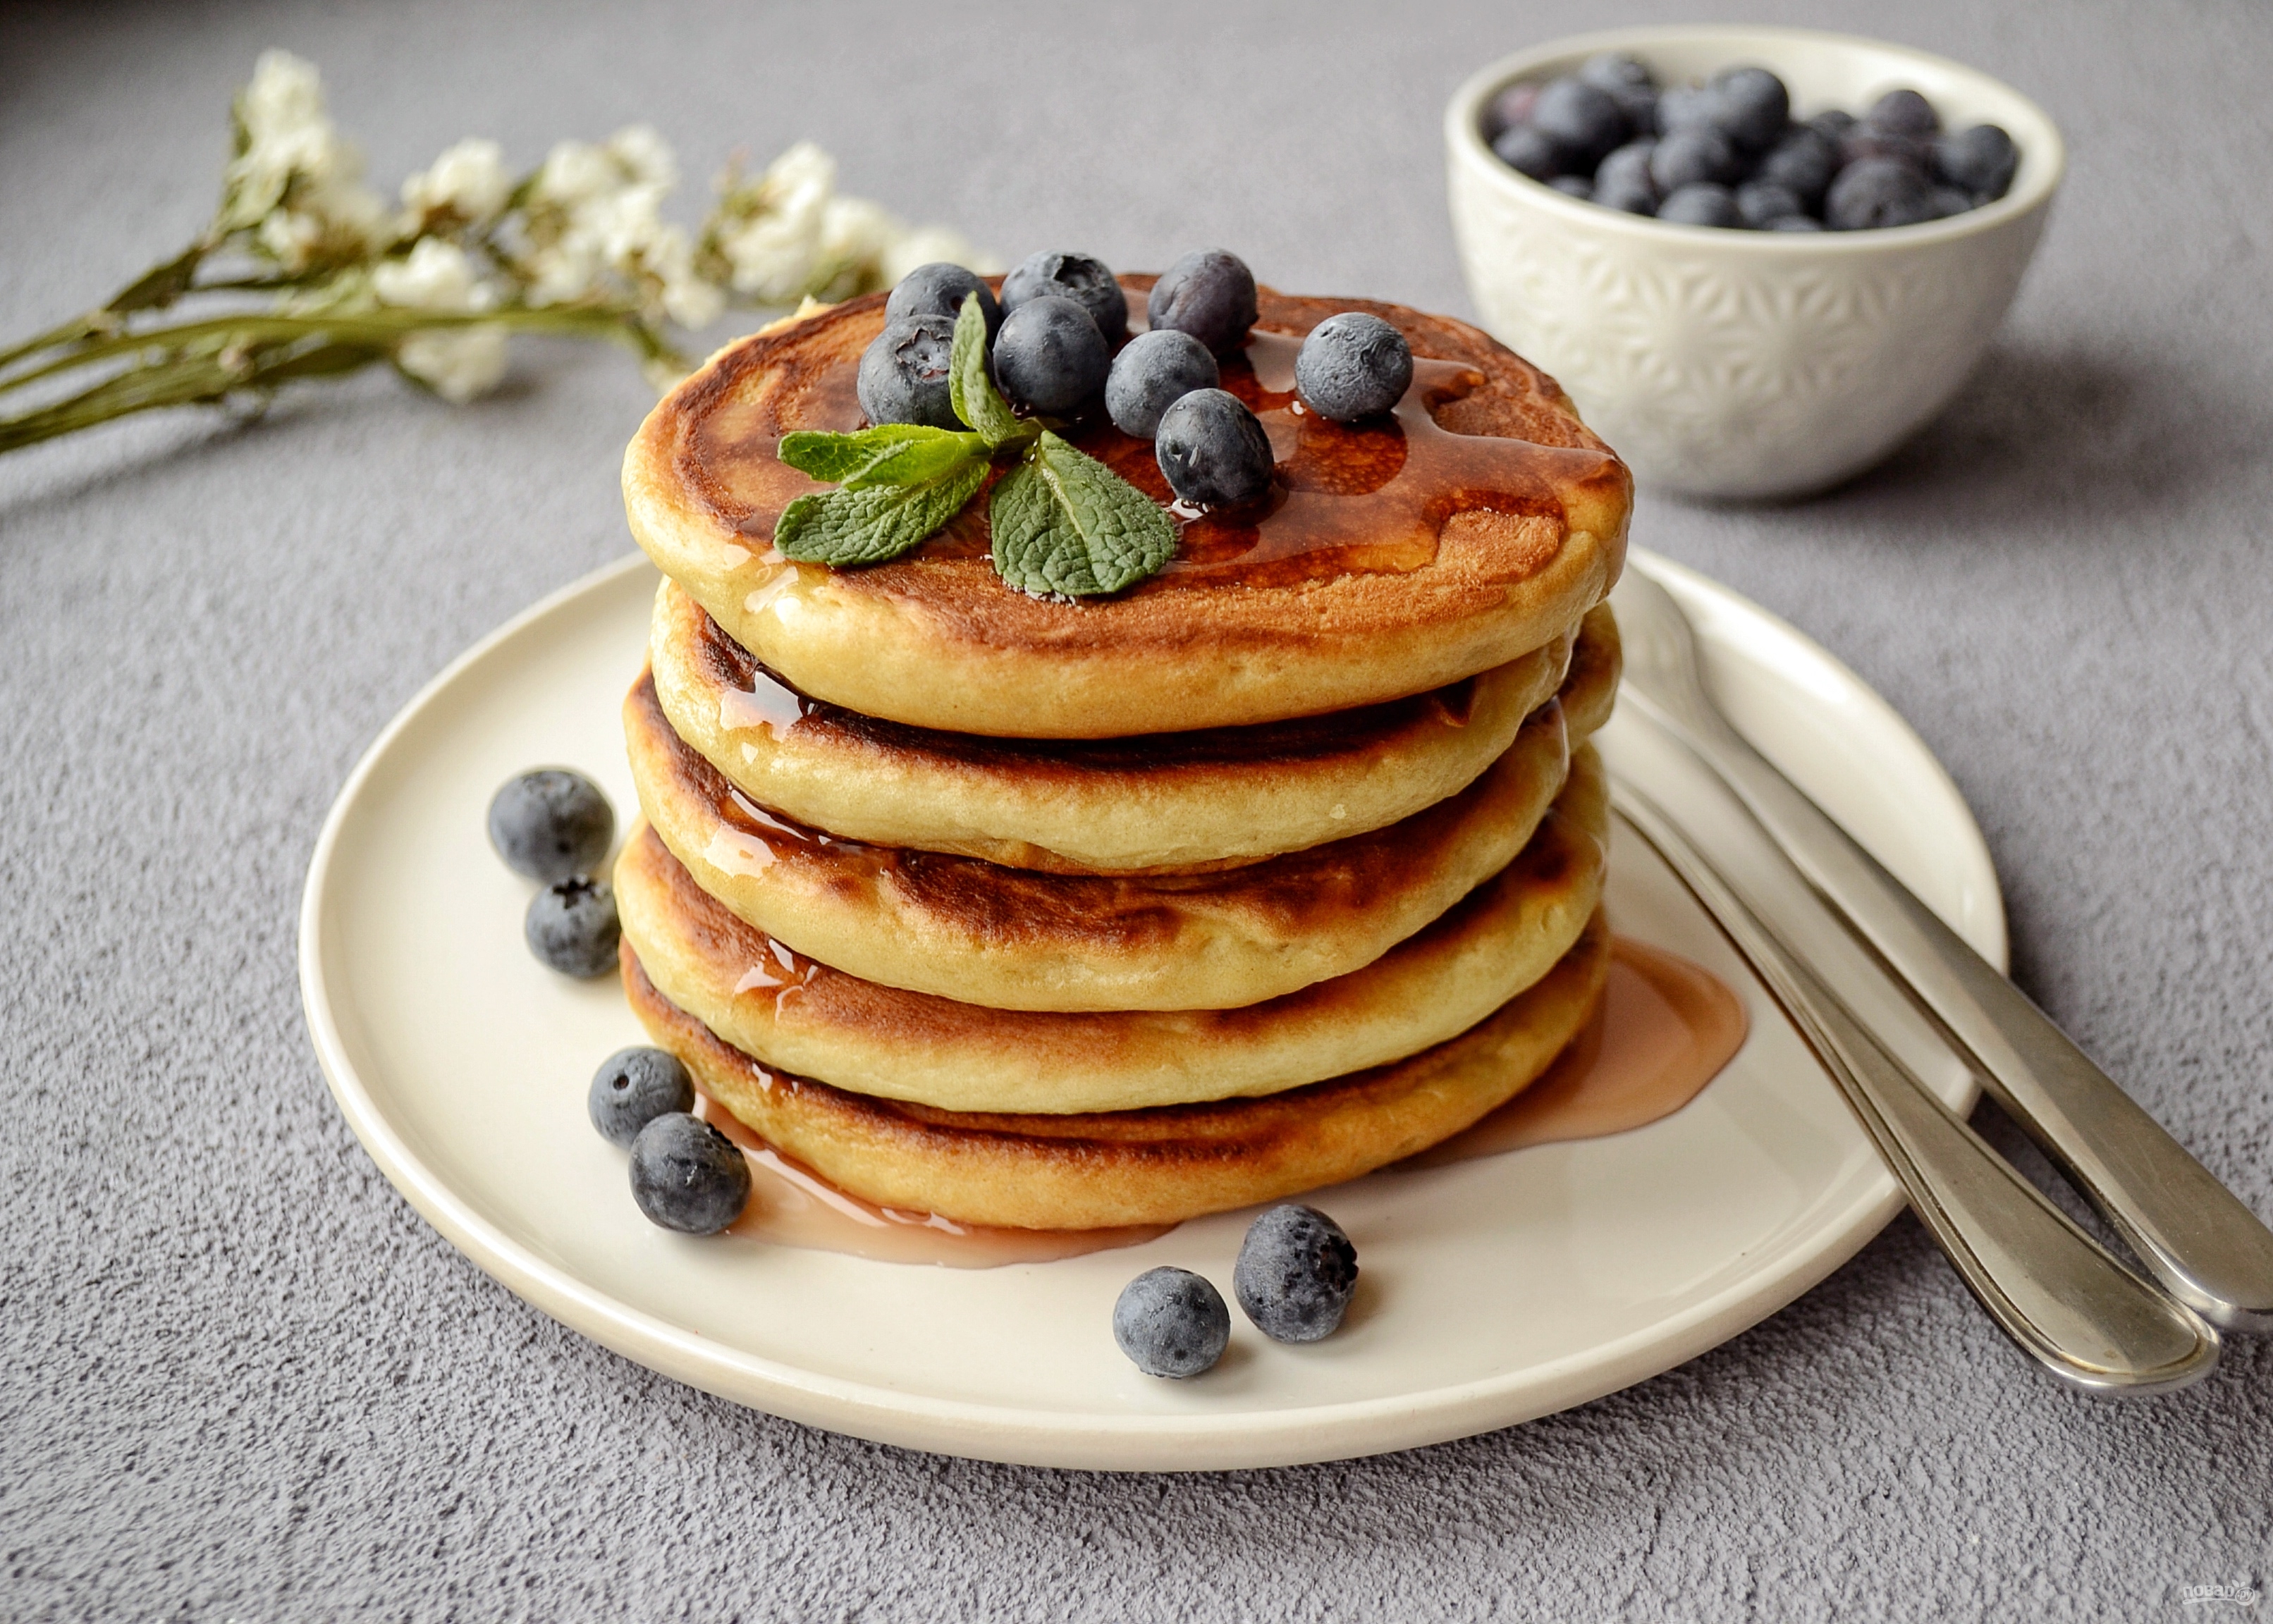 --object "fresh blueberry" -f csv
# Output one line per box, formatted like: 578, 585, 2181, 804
1928, 185, 1974, 219
1734, 178, 1804, 229
1576, 51, 1658, 133
1649, 126, 1737, 192
1866, 87, 1940, 139
1000, 250, 1126, 344
1710, 66, 1789, 151
1807, 108, 1860, 145
1155, 388, 1274, 508
1825, 156, 1937, 230
991, 295, 1111, 414
489, 769, 613, 884
1292, 311, 1412, 423
1655, 82, 1720, 135
1531, 76, 1629, 170
883, 263, 1001, 338
1933, 123, 2018, 200
856, 314, 959, 429
1549, 175, 1593, 199
589, 1046, 695, 1149
628, 1112, 750, 1236
1755, 125, 1840, 209
1657, 182, 1743, 228
1483, 80, 1539, 140
1233, 1203, 1359, 1343
1105, 328, 1218, 439
1491, 123, 1563, 181
1112, 1267, 1230, 1378
1764, 214, 1825, 231
1146, 249, 1258, 355
525, 875, 620, 978
1592, 140, 1659, 214
1841, 126, 1932, 172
